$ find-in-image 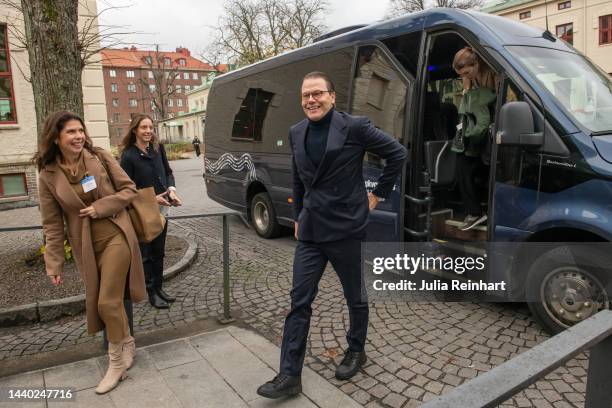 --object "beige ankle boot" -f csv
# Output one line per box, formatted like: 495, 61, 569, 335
122, 335, 135, 370
96, 342, 127, 394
